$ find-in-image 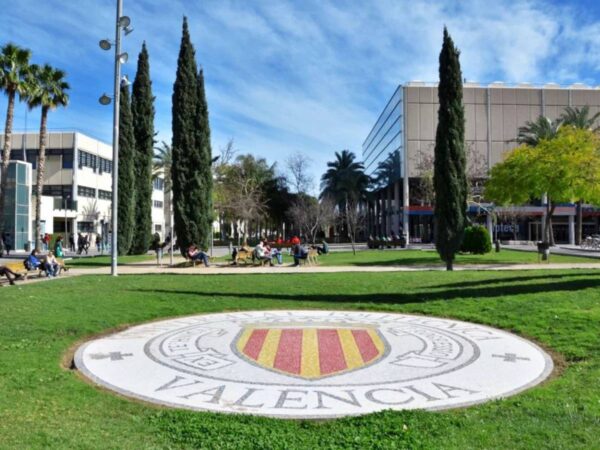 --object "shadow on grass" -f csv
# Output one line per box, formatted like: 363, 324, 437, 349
131, 275, 600, 305
430, 271, 600, 289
